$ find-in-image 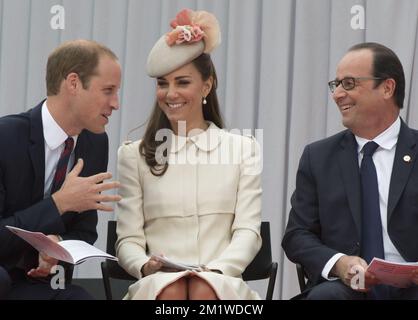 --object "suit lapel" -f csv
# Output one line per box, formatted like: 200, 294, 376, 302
338, 131, 362, 239
28, 103, 45, 202
387, 121, 417, 221
74, 131, 88, 175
